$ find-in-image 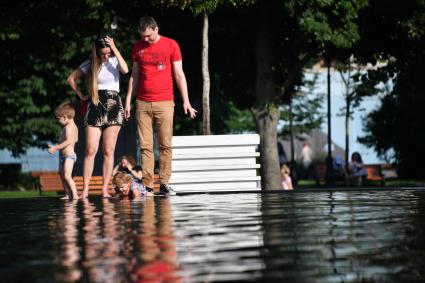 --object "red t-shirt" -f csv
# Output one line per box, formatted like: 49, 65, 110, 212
131, 36, 182, 101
